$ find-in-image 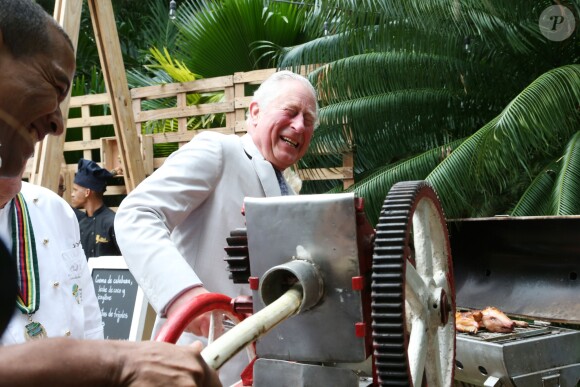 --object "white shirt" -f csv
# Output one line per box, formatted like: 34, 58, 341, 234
0, 182, 103, 344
